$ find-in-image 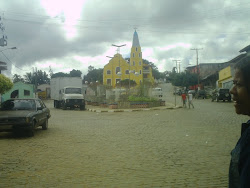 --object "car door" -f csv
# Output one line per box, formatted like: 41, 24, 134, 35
35, 99, 45, 126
